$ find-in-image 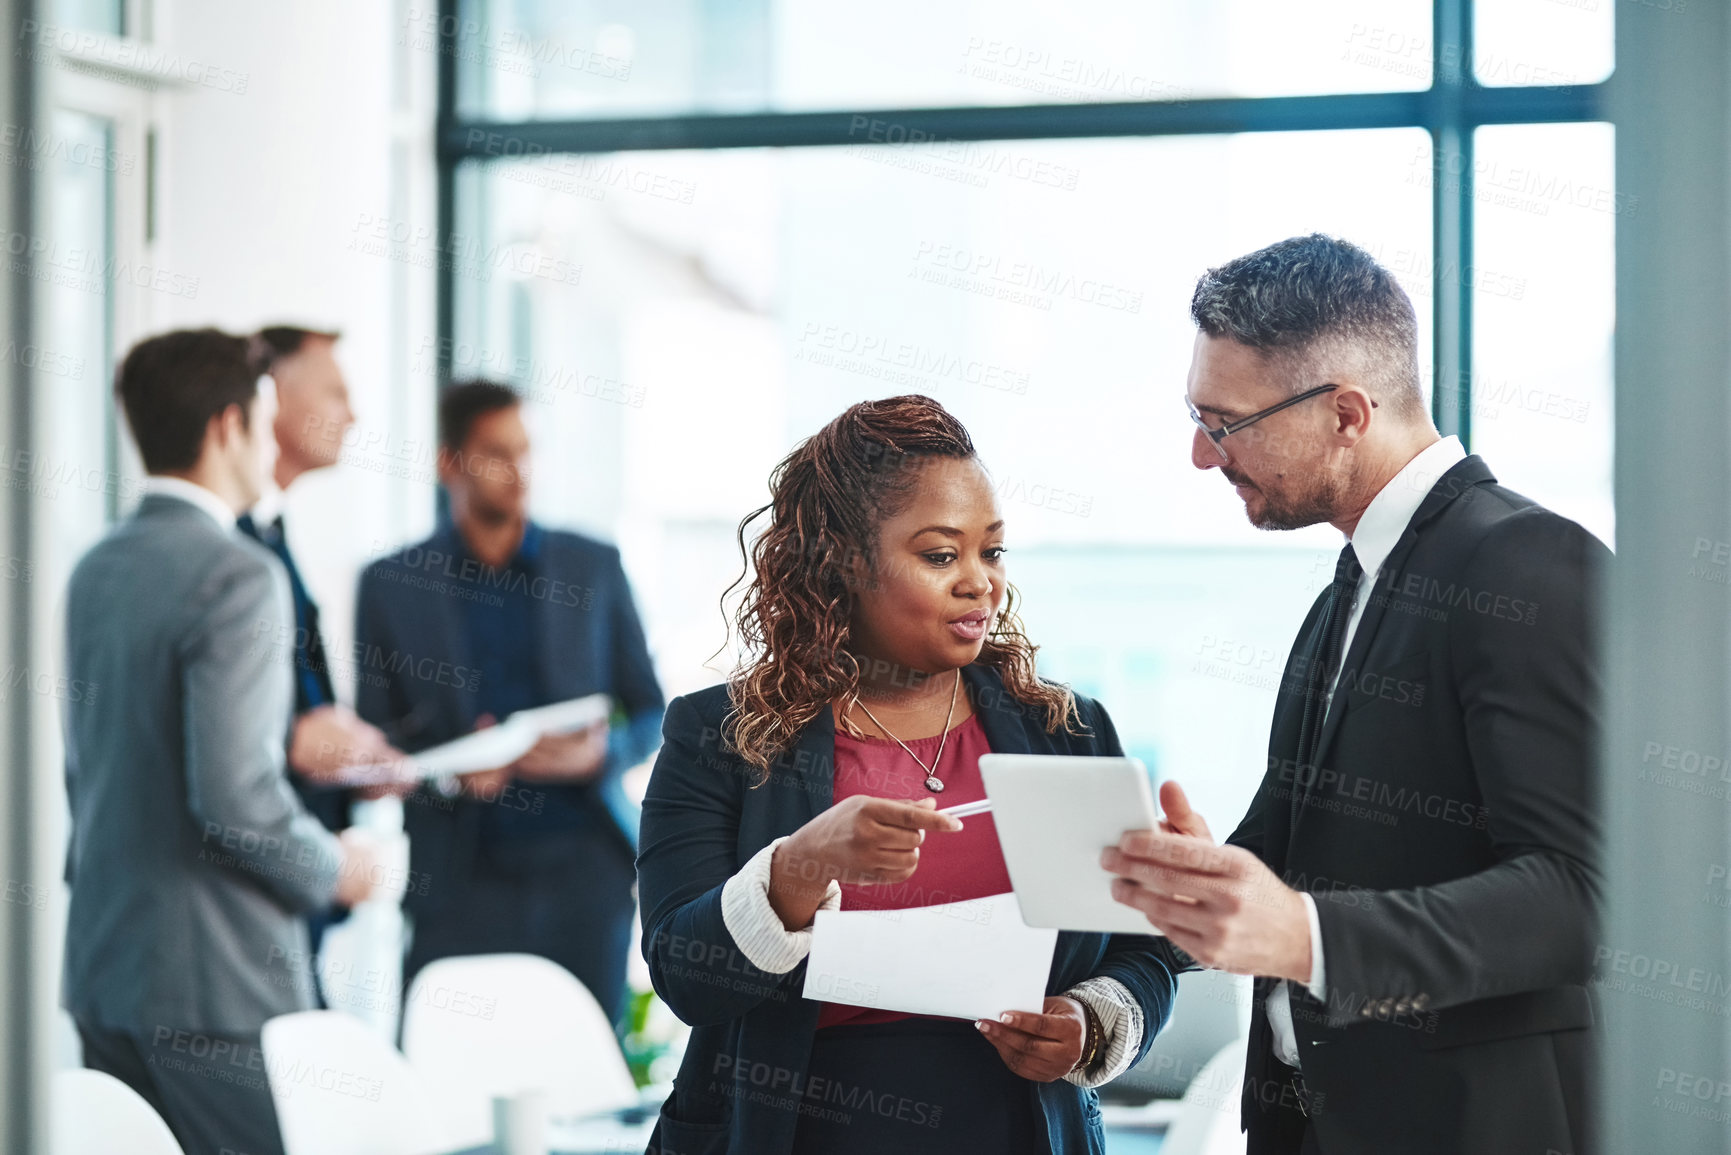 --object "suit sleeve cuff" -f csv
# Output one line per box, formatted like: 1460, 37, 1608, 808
1302, 892, 1327, 999
720, 836, 842, 975
1061, 976, 1144, 1088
